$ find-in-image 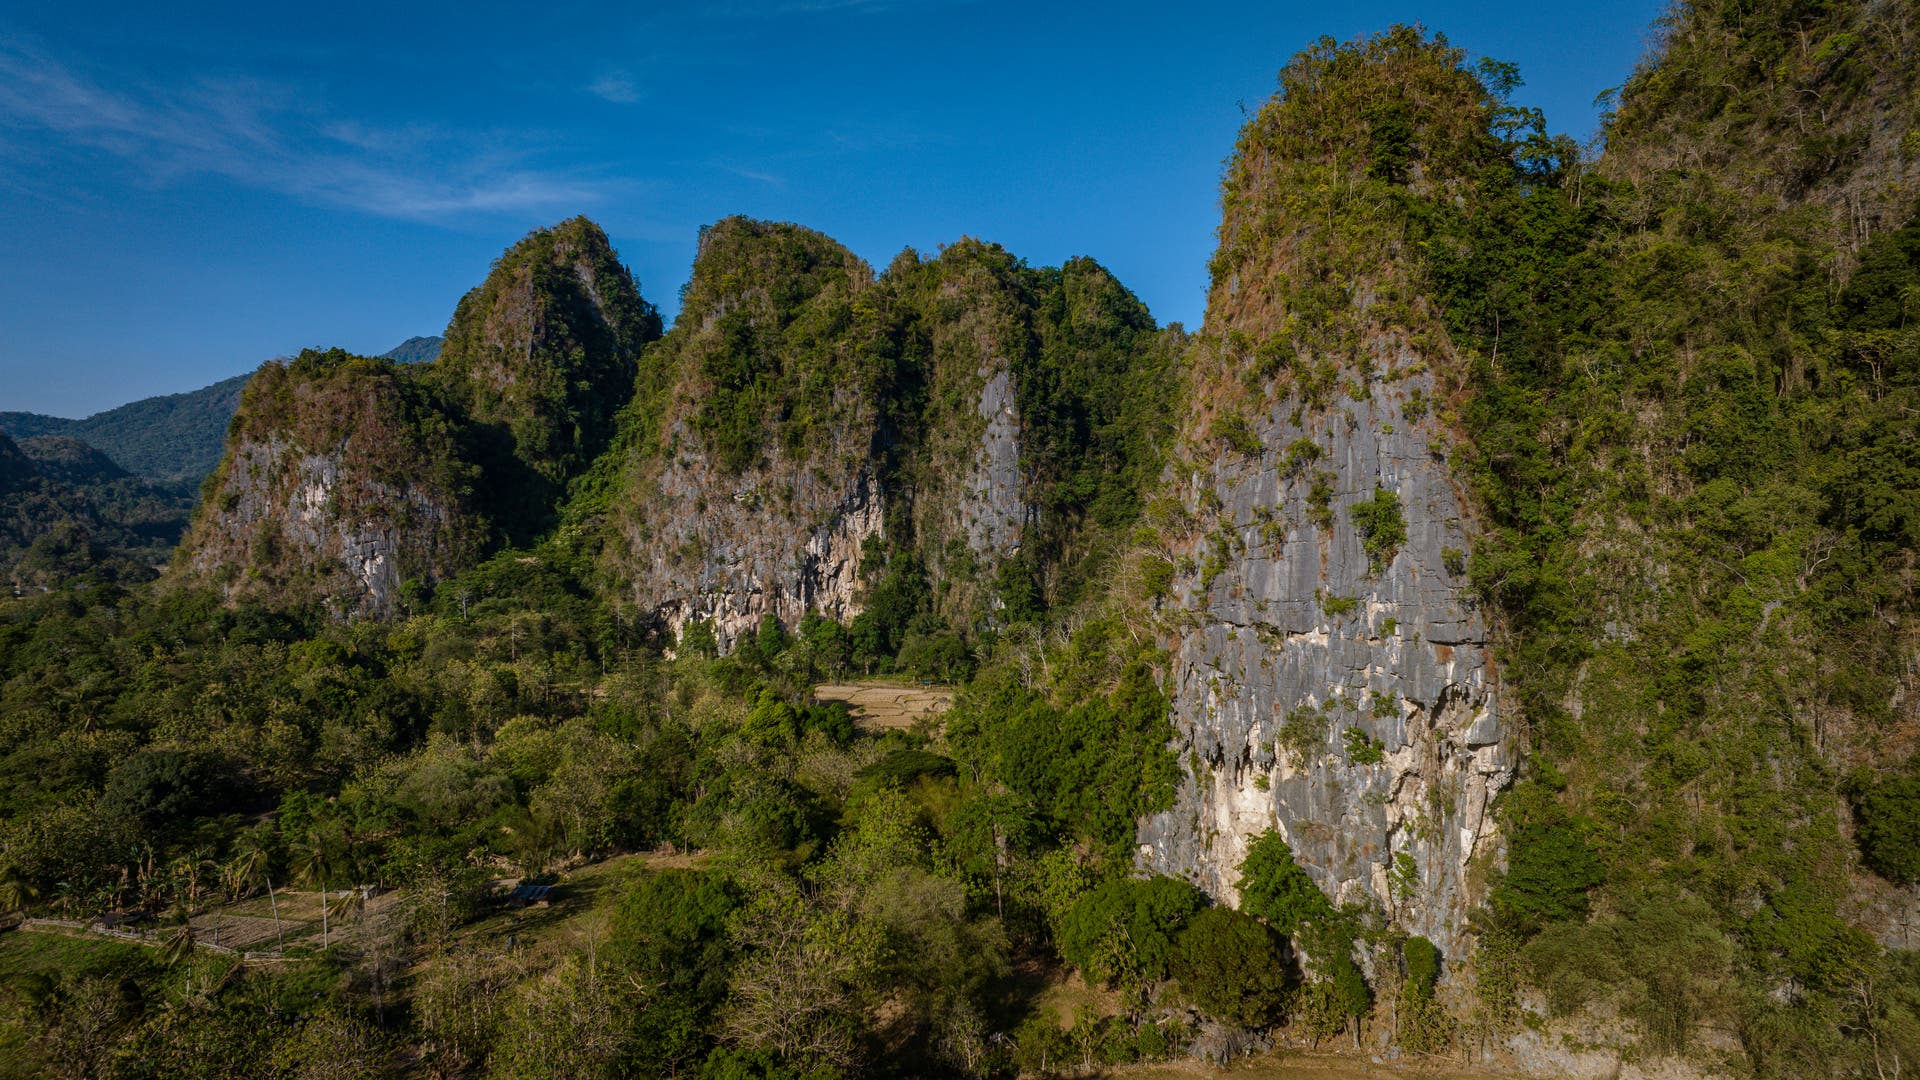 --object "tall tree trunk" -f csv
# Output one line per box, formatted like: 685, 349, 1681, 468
266, 874, 284, 952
